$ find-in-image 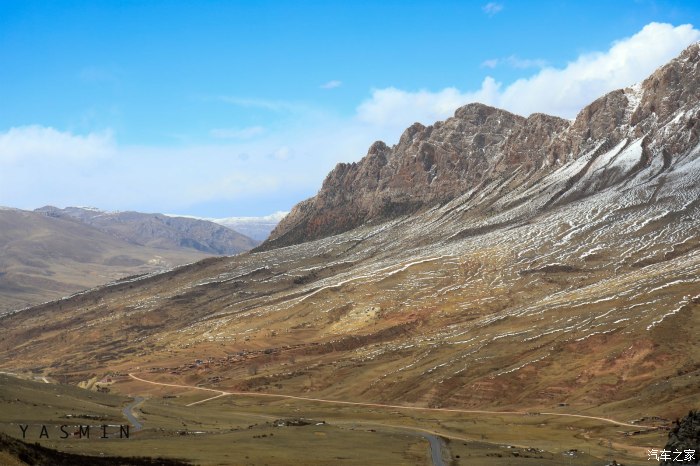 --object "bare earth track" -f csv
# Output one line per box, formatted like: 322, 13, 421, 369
129, 373, 655, 429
